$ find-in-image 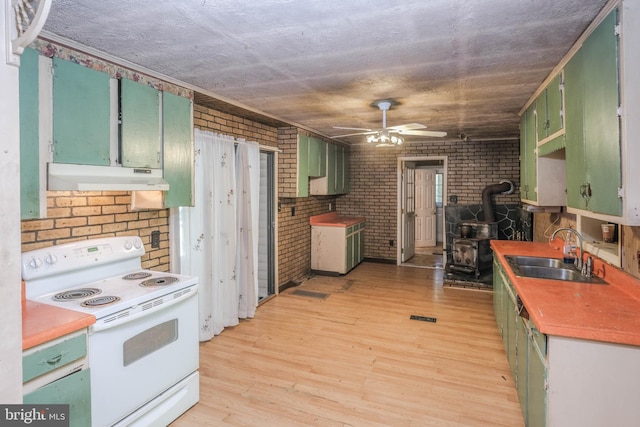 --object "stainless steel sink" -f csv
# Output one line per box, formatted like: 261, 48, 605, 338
505, 255, 565, 269
504, 255, 607, 284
